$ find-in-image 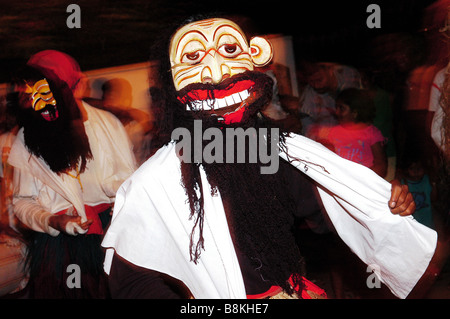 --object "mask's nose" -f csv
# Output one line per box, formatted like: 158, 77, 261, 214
201, 50, 231, 84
